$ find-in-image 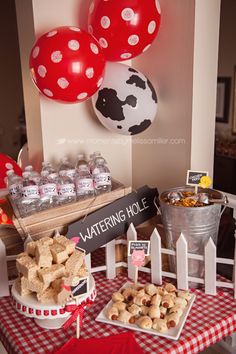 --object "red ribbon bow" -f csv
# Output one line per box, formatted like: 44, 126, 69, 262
63, 298, 94, 330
